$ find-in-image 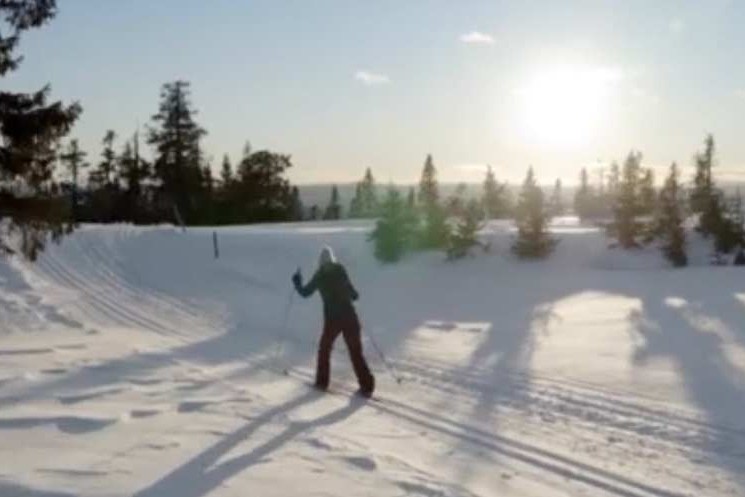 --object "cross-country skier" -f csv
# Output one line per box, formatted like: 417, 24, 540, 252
292, 246, 375, 397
